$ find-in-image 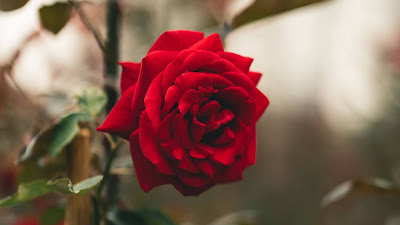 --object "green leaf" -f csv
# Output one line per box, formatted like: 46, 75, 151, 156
0, 179, 53, 207
107, 208, 177, 225
39, 2, 73, 34
77, 87, 108, 117
40, 206, 65, 225
321, 178, 400, 207
70, 175, 103, 195
50, 112, 92, 158
0, 0, 29, 11
0, 176, 103, 207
